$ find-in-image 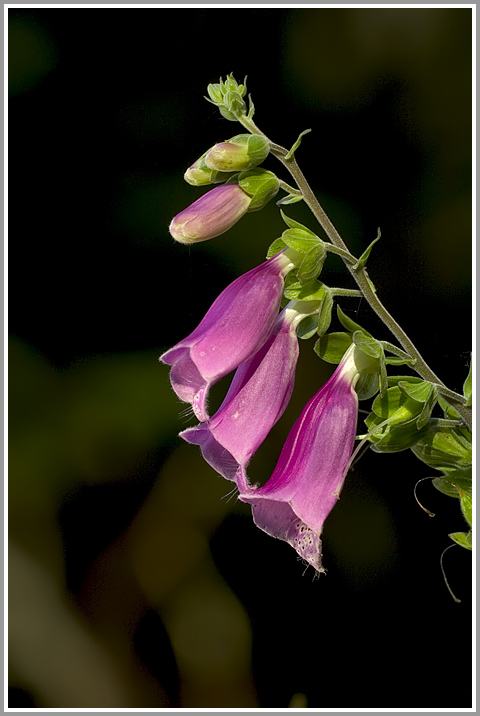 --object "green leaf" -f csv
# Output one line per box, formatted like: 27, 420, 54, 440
266, 238, 287, 259
314, 332, 353, 364
283, 279, 326, 302
336, 305, 371, 337
352, 330, 383, 359
463, 355, 472, 406
297, 244, 326, 284
353, 228, 381, 272
296, 314, 319, 340
281, 228, 320, 254
448, 531, 472, 550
